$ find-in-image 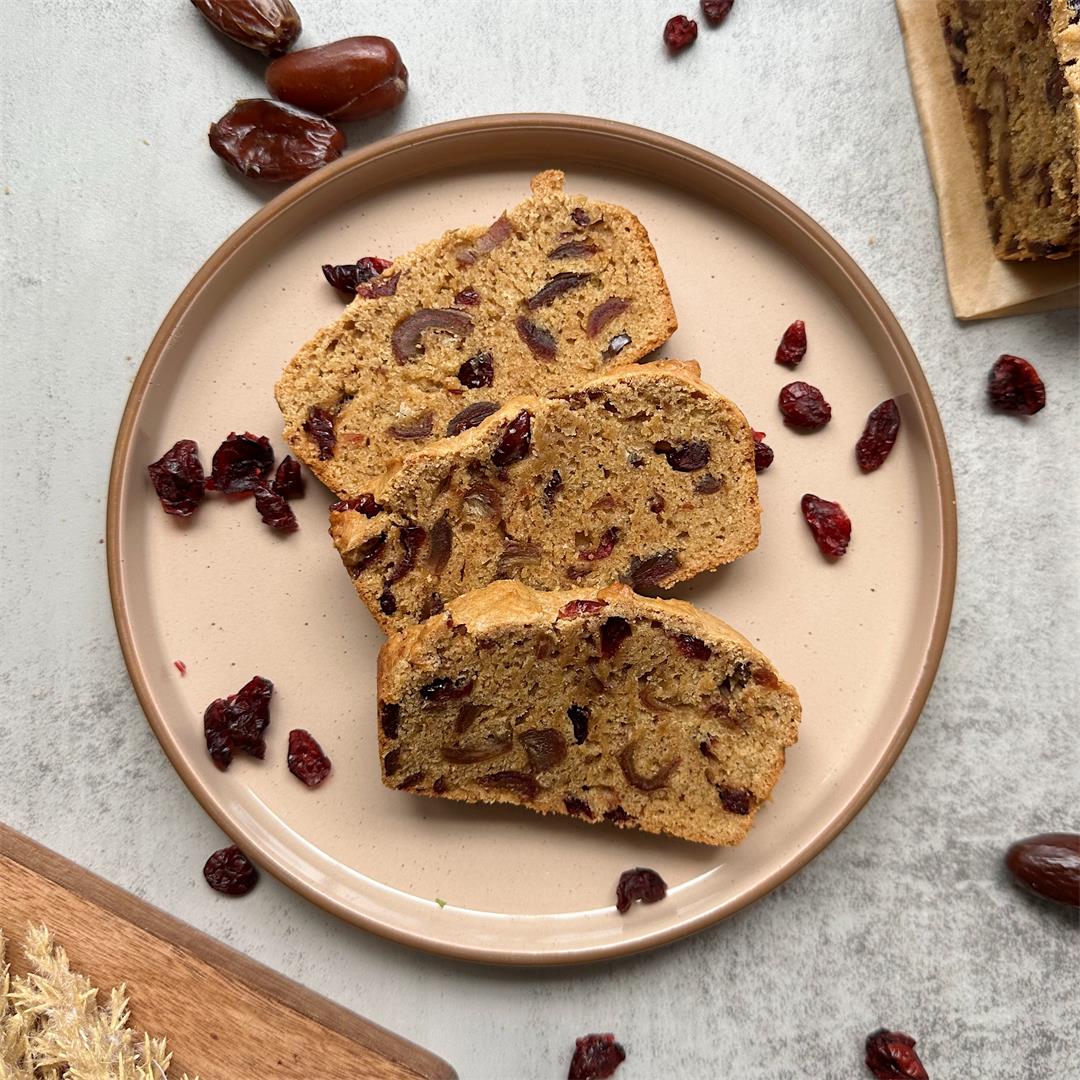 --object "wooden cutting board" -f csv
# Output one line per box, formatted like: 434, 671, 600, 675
0, 823, 456, 1079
